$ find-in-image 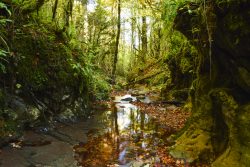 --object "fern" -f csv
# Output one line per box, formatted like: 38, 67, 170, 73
0, 2, 11, 16
0, 2, 11, 73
